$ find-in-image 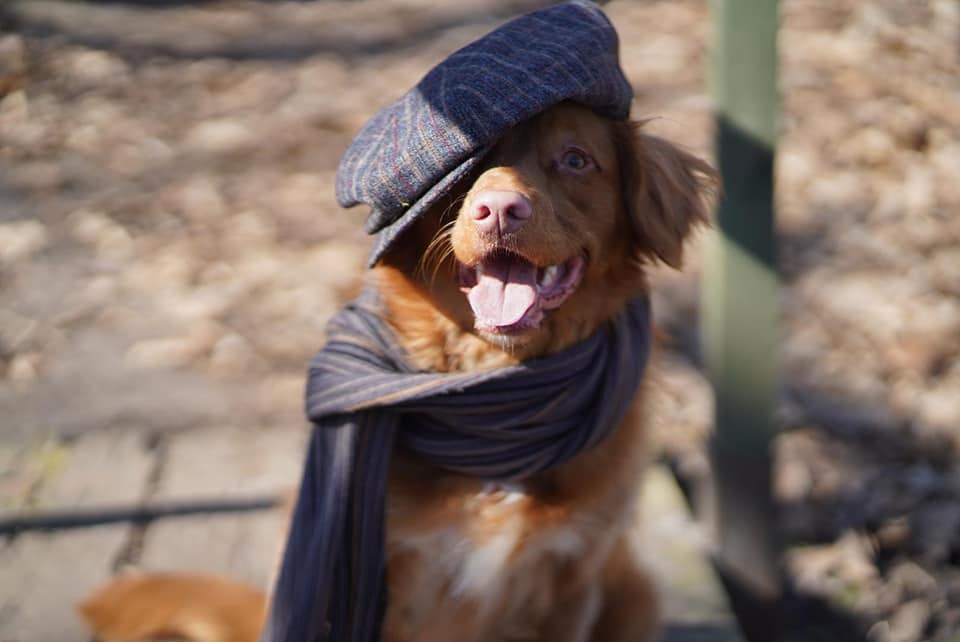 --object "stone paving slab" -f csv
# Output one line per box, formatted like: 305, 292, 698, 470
641, 466, 737, 630
1, 430, 154, 513
136, 426, 304, 588
138, 512, 285, 590
36, 431, 154, 508
641, 466, 743, 642
0, 431, 155, 642
0, 526, 129, 642
151, 426, 306, 499
0, 441, 67, 513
